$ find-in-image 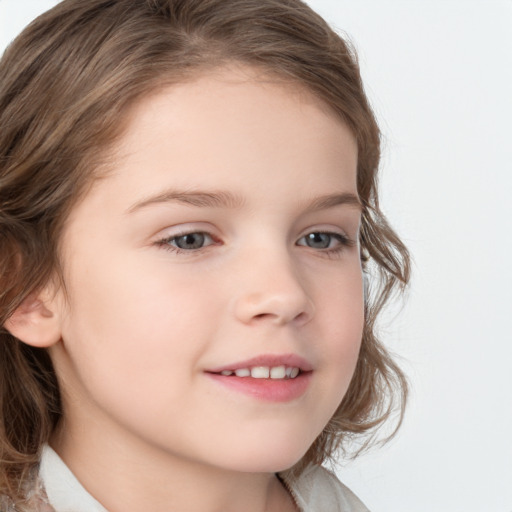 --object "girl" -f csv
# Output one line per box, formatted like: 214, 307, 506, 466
0, 1, 410, 511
